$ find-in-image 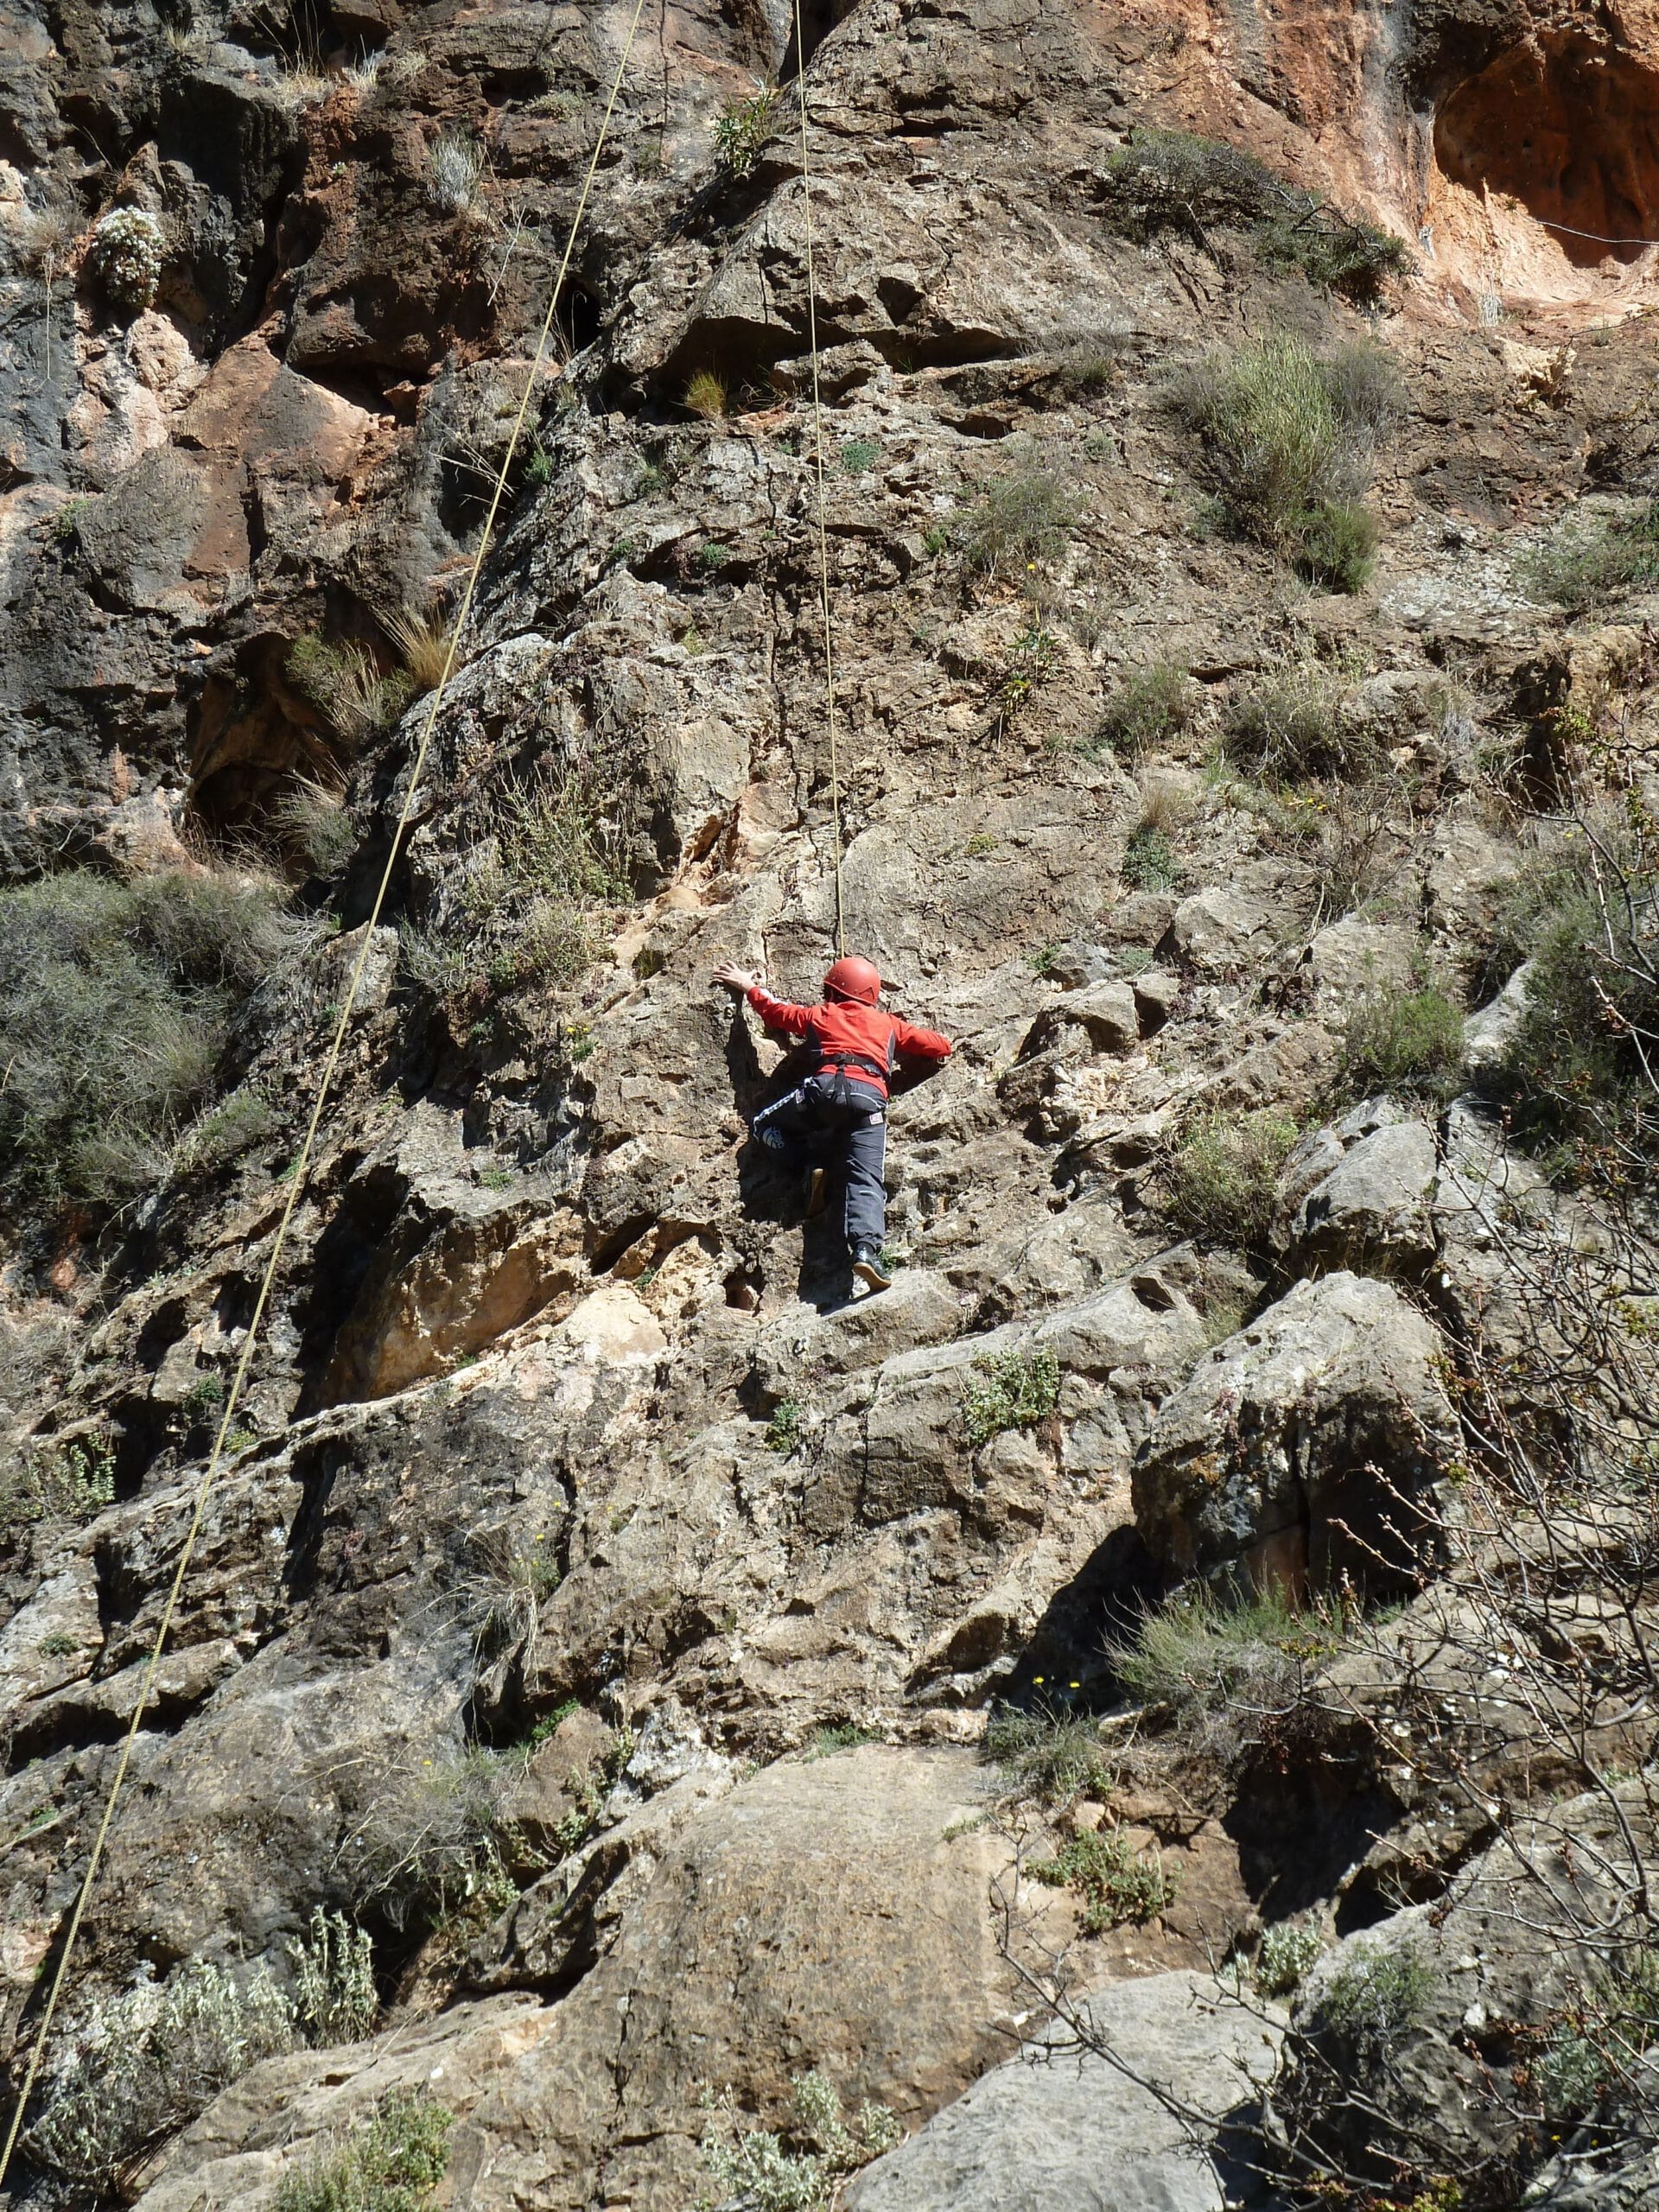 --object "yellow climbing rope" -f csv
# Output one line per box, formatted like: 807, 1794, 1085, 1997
0, 0, 648, 2180
791, 0, 847, 957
